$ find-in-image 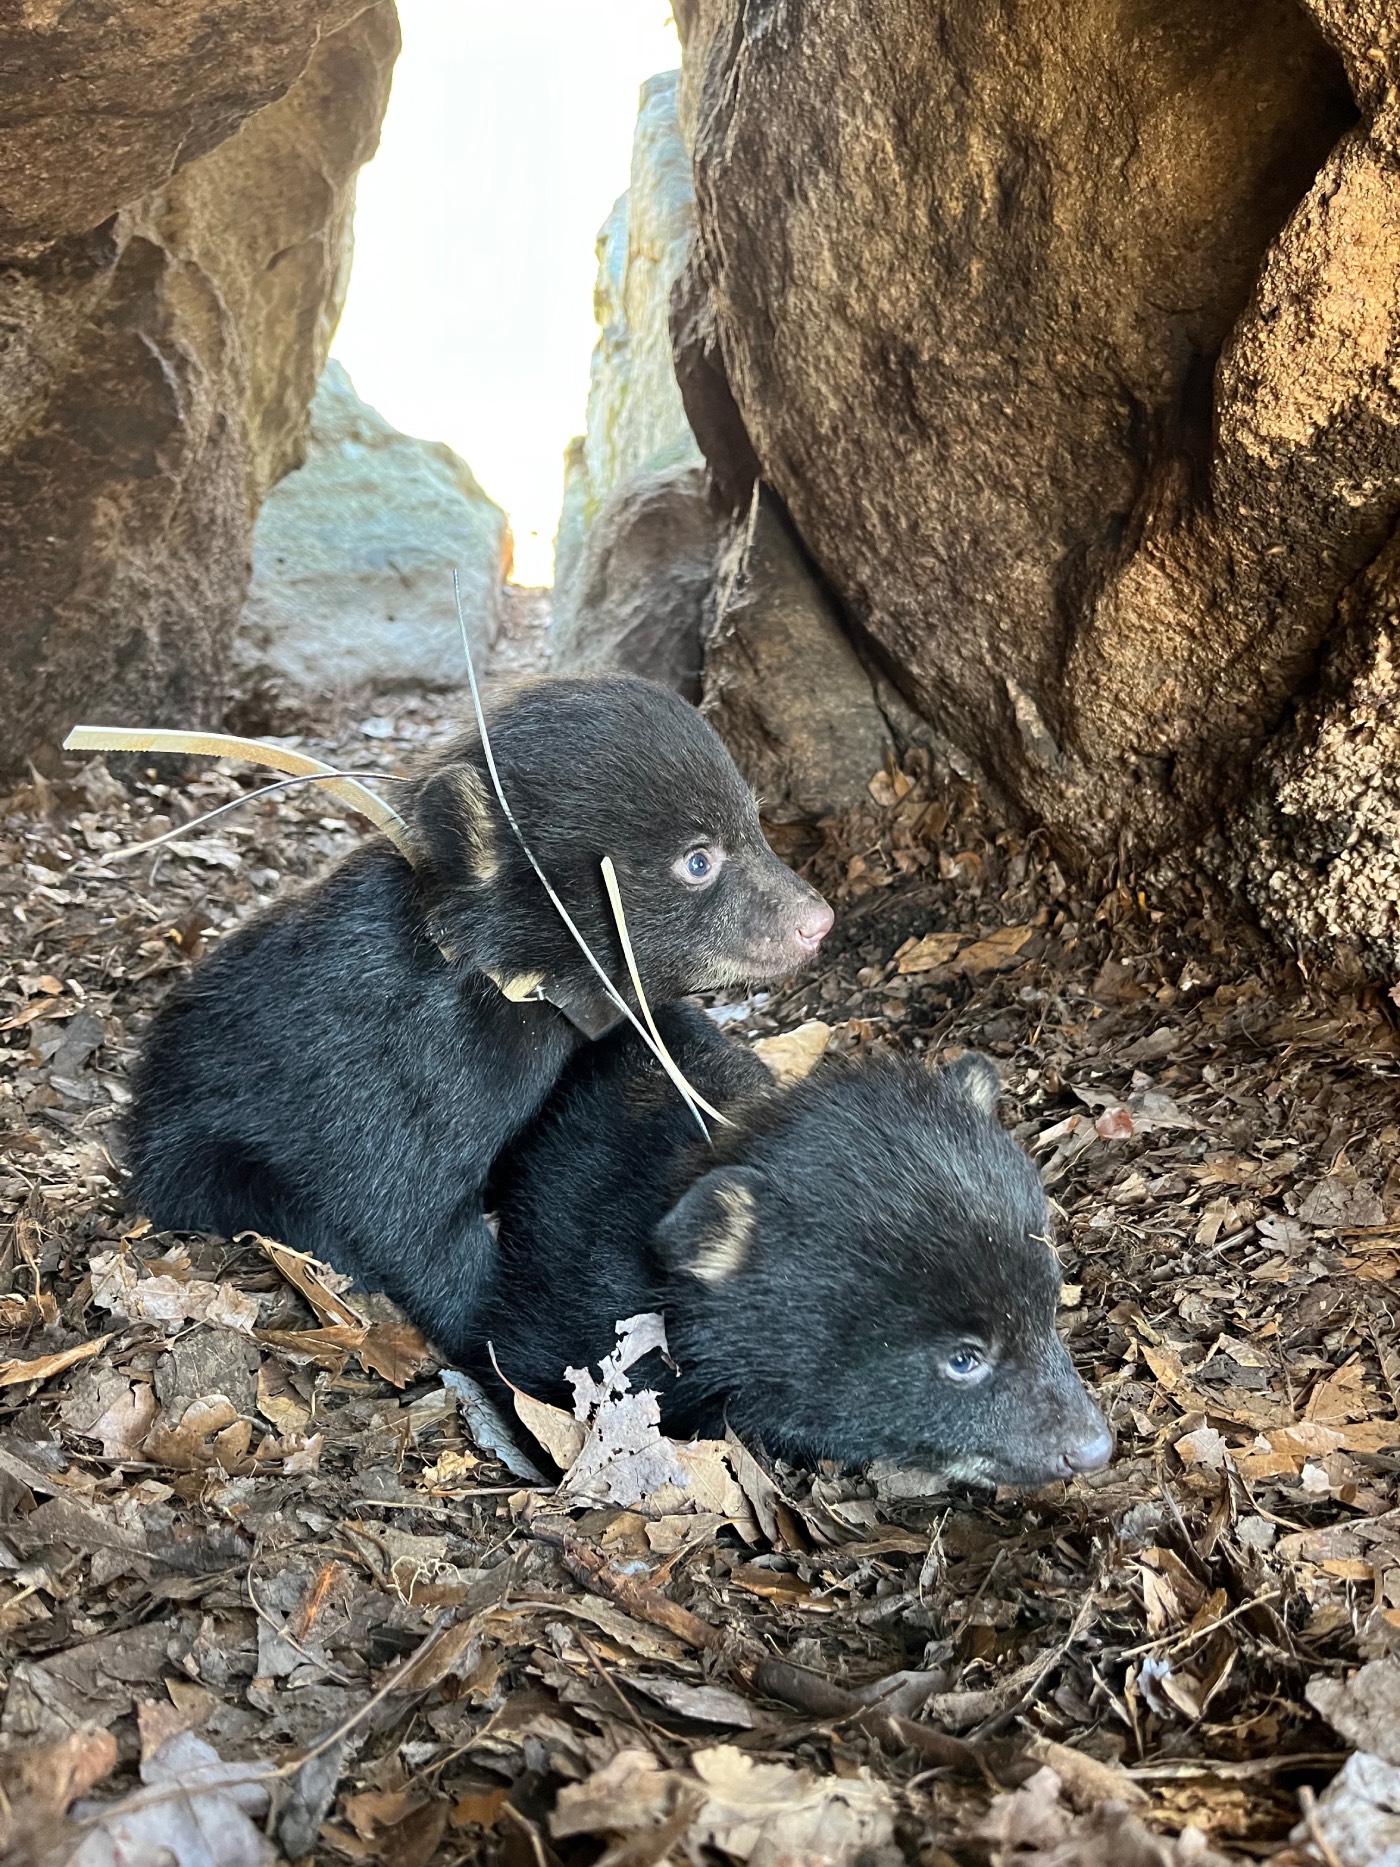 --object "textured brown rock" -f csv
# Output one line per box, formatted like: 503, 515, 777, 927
1242, 542, 1400, 973
553, 464, 723, 701
677, 0, 1400, 961
0, 1, 369, 257
0, 3, 397, 777
703, 489, 894, 822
